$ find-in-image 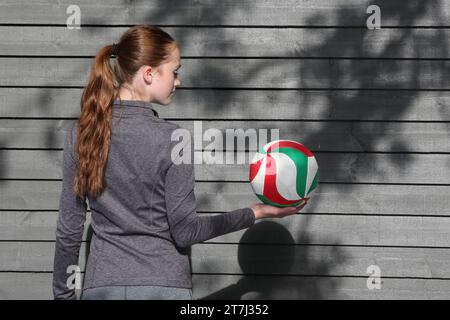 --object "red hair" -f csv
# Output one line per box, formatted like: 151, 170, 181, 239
74, 25, 177, 199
